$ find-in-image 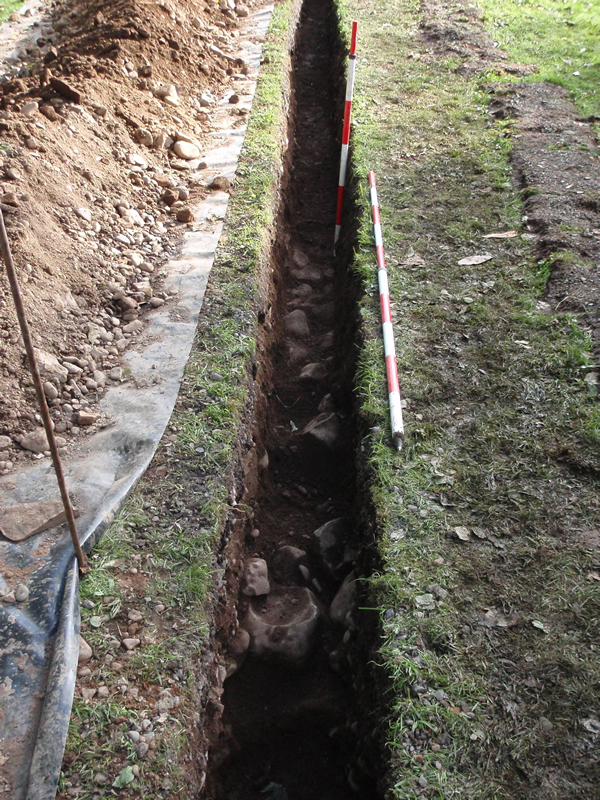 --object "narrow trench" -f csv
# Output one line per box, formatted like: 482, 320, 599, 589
206, 1, 380, 797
